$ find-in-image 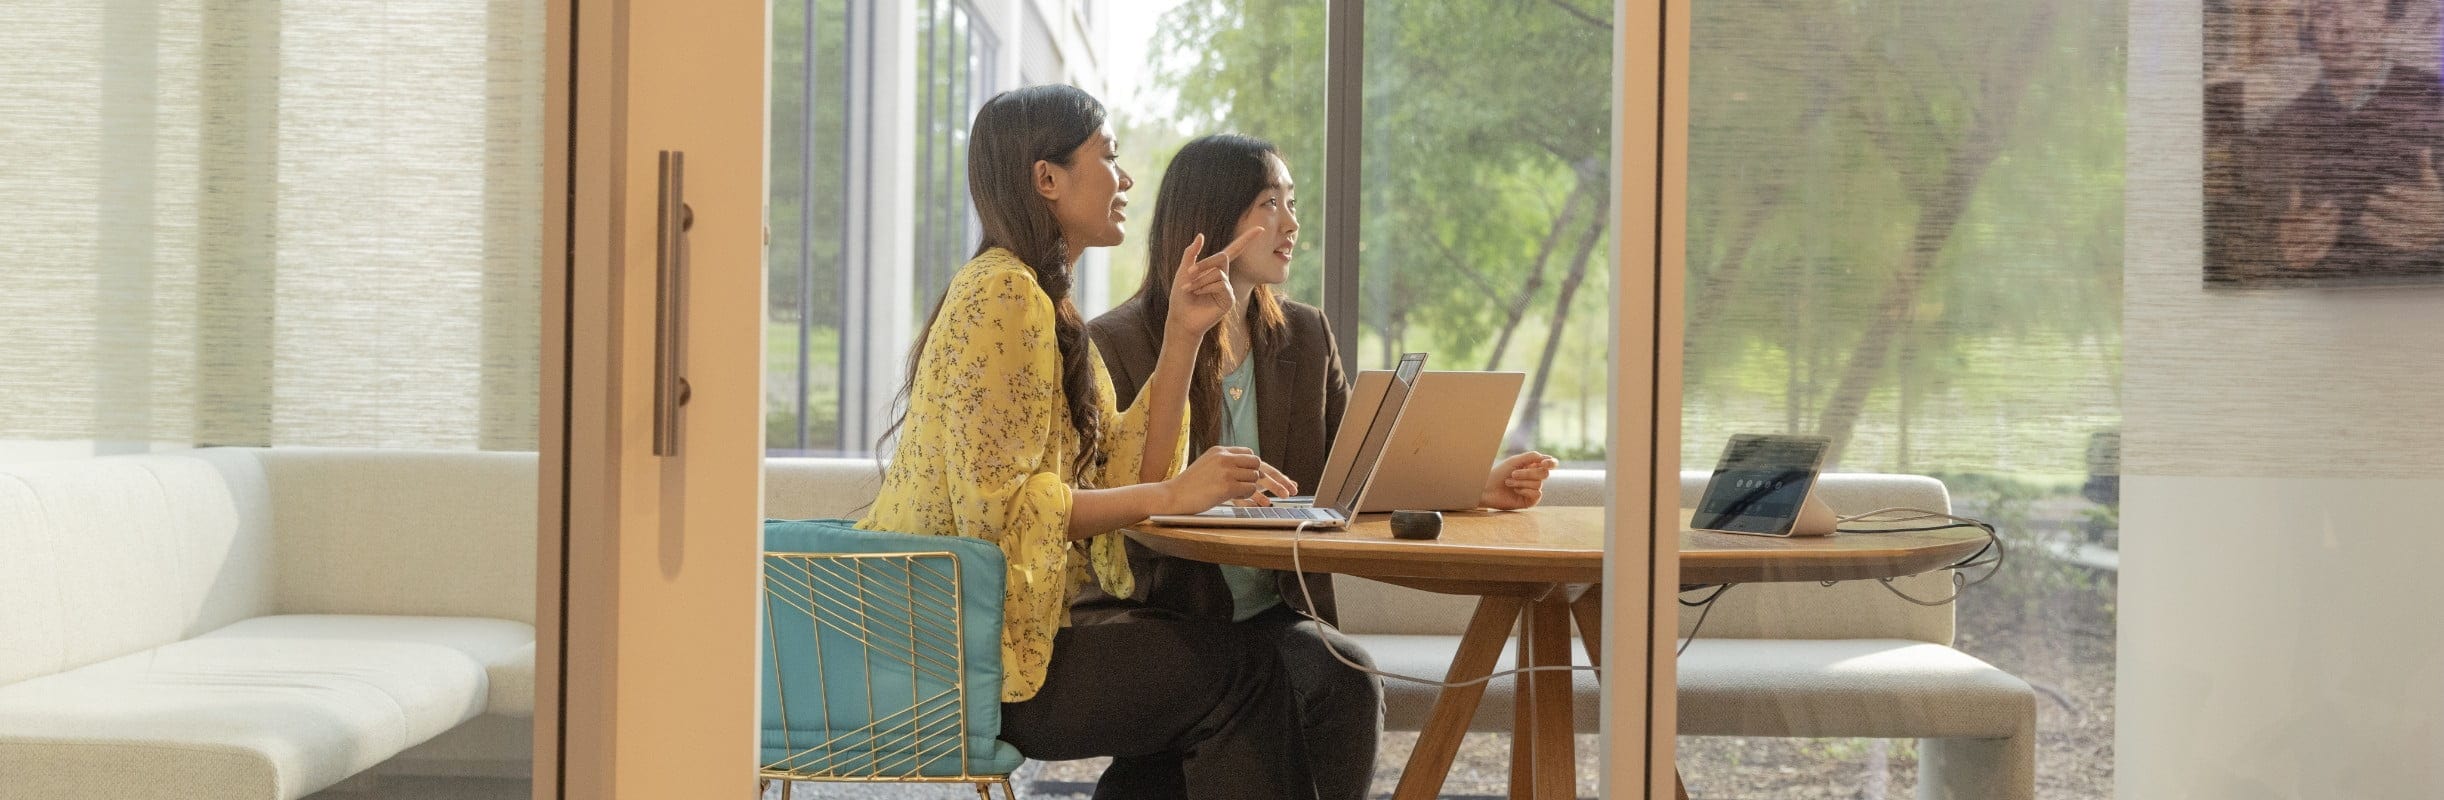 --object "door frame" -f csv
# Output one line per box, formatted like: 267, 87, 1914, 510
1606, 0, 1689, 797
540, 0, 768, 797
